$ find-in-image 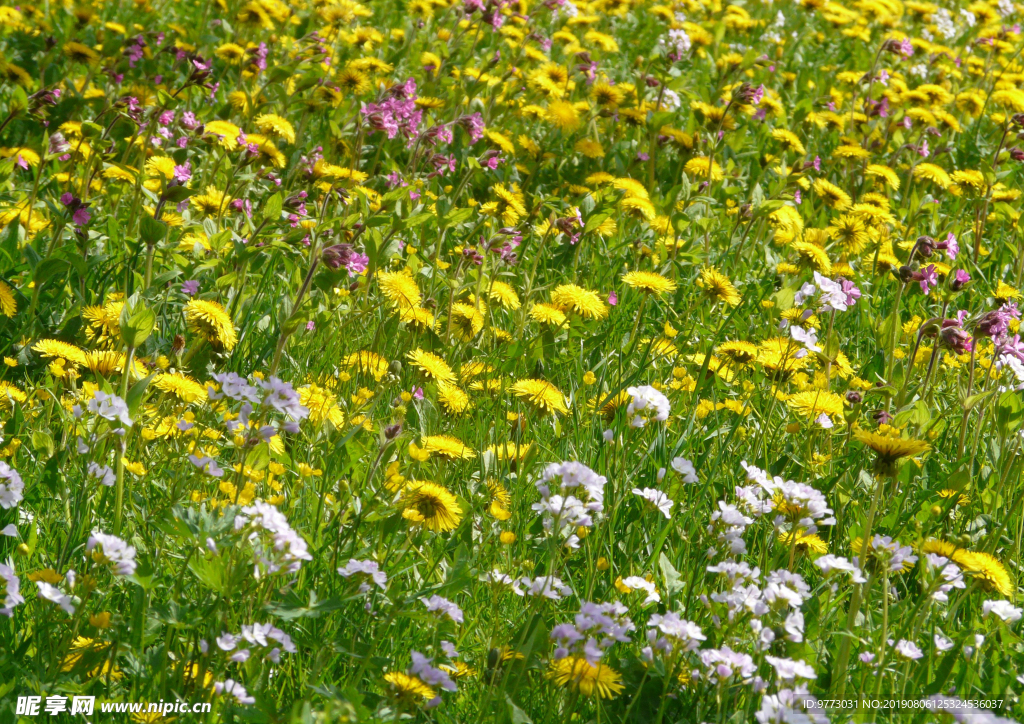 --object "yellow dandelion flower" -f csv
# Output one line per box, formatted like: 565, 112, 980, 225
787, 390, 845, 420
254, 113, 296, 144
551, 284, 608, 320
512, 379, 569, 415
813, 178, 852, 210
407, 348, 456, 384
865, 164, 900, 190
853, 428, 930, 476
684, 156, 724, 182
621, 271, 677, 296
952, 550, 1013, 597
33, 339, 88, 367
378, 269, 421, 310
548, 657, 624, 699
437, 381, 471, 415
153, 373, 207, 403
184, 299, 237, 351
402, 482, 464, 532
546, 100, 581, 131
697, 266, 741, 306
383, 672, 436, 701
0, 281, 16, 317
421, 434, 476, 460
